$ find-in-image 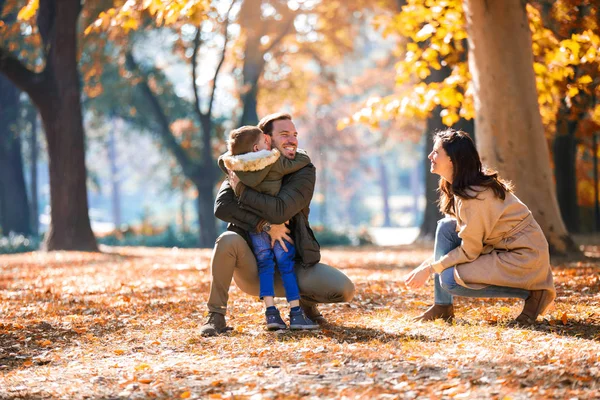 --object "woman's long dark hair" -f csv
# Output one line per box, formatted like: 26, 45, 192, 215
435, 129, 513, 216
